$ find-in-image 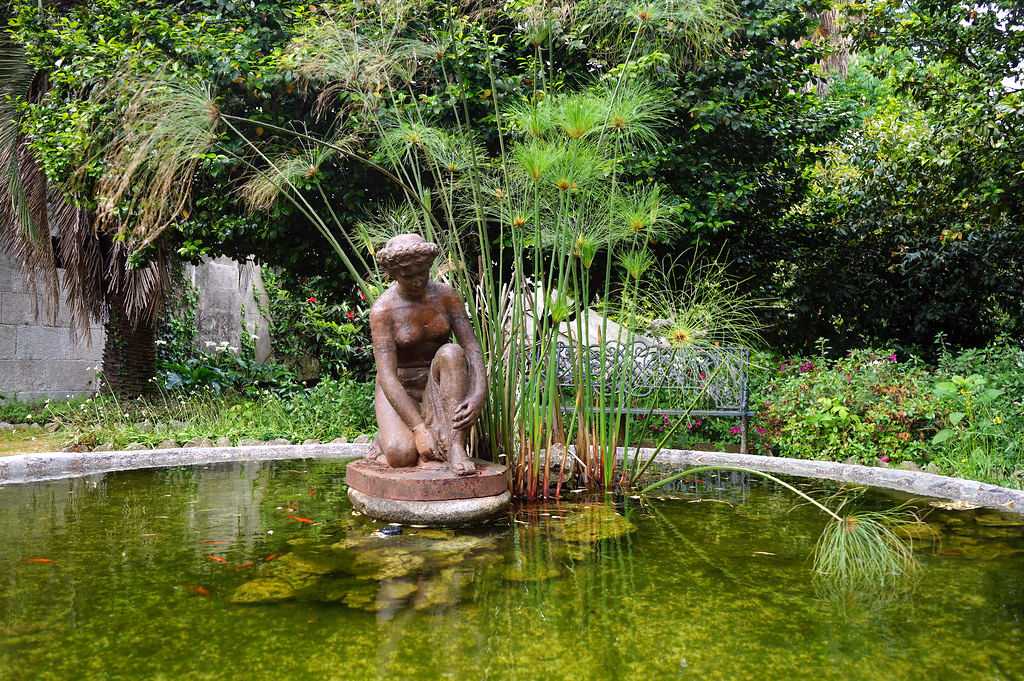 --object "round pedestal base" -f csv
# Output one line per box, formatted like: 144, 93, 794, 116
345, 457, 510, 526
345, 457, 508, 501
348, 488, 511, 526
